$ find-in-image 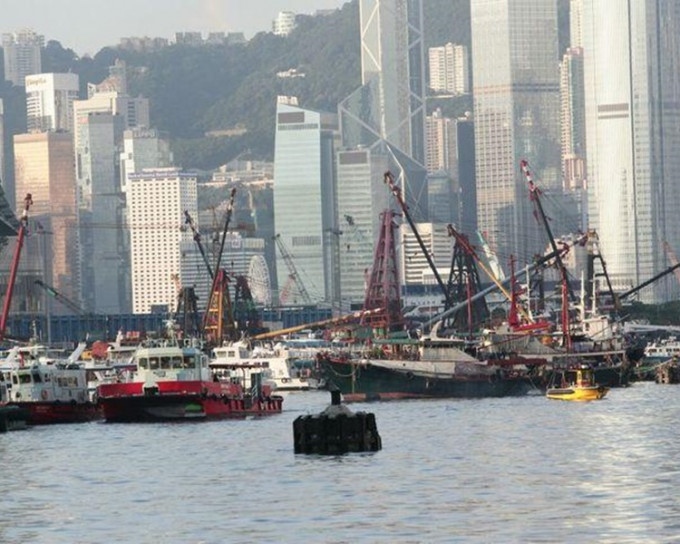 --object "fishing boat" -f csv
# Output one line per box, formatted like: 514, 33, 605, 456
0, 342, 101, 424
316, 334, 546, 402
546, 365, 609, 401
97, 324, 283, 422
